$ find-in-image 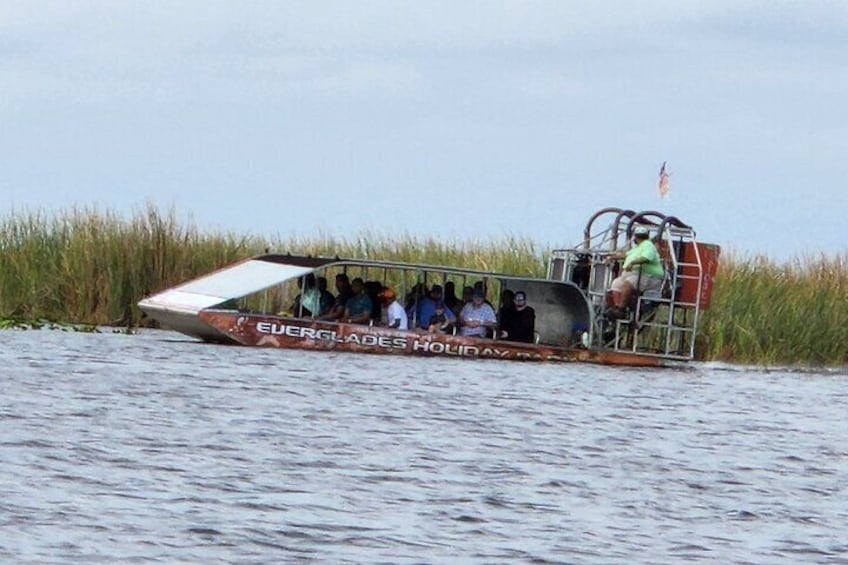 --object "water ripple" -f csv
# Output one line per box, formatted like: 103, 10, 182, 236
1, 329, 846, 563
